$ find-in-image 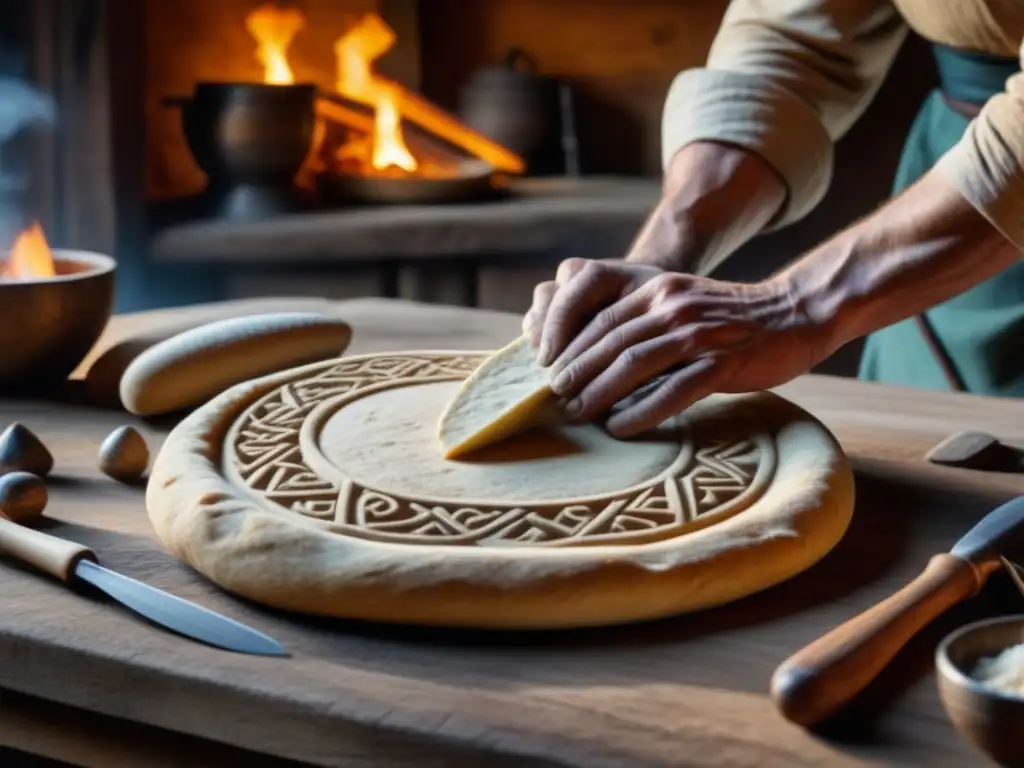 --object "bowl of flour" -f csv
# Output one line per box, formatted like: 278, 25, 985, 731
937, 615, 1024, 766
